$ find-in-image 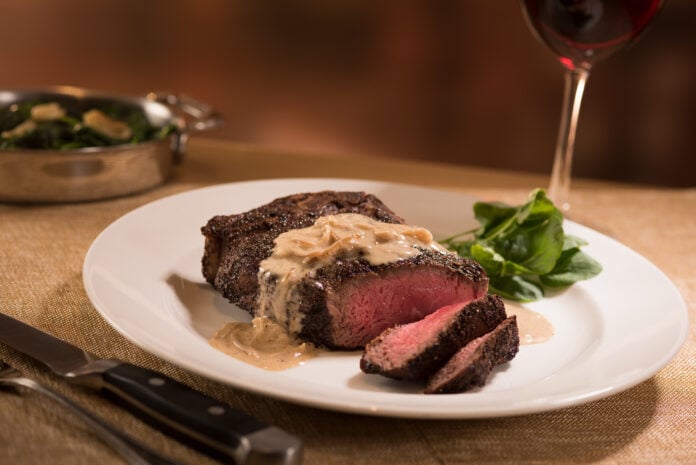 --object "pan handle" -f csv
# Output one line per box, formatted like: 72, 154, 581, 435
146, 92, 223, 160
